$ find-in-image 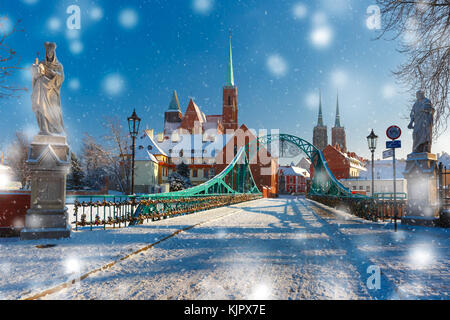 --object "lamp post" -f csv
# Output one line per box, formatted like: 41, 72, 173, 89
128, 109, 141, 195
366, 129, 378, 197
